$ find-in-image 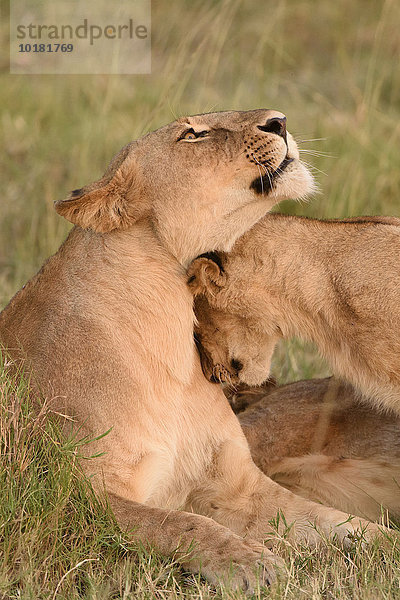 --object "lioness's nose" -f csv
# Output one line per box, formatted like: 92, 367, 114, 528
258, 116, 287, 141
